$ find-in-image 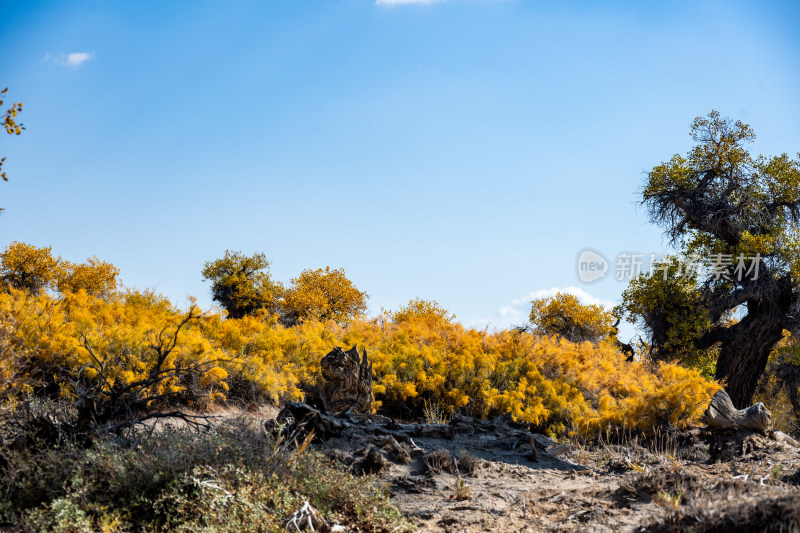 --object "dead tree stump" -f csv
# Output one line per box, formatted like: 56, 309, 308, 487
702, 390, 772, 431
320, 345, 373, 414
